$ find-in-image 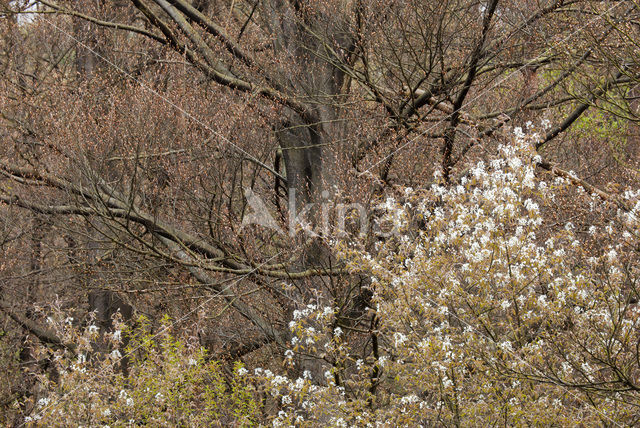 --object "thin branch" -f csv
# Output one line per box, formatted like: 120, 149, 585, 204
38, 0, 165, 43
